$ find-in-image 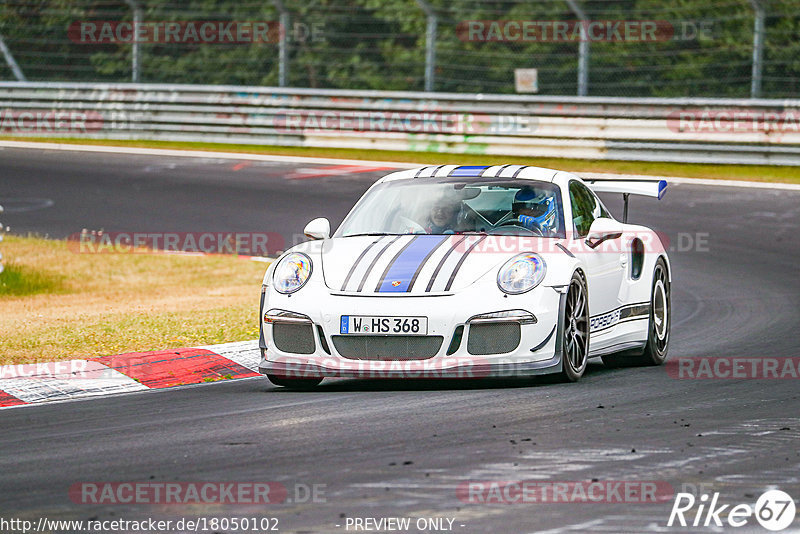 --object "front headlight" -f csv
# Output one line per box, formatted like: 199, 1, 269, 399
273, 252, 312, 294
497, 253, 546, 294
